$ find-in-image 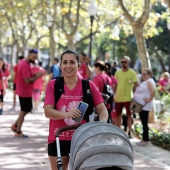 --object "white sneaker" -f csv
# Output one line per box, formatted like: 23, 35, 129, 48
136, 141, 151, 146
9, 107, 16, 111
